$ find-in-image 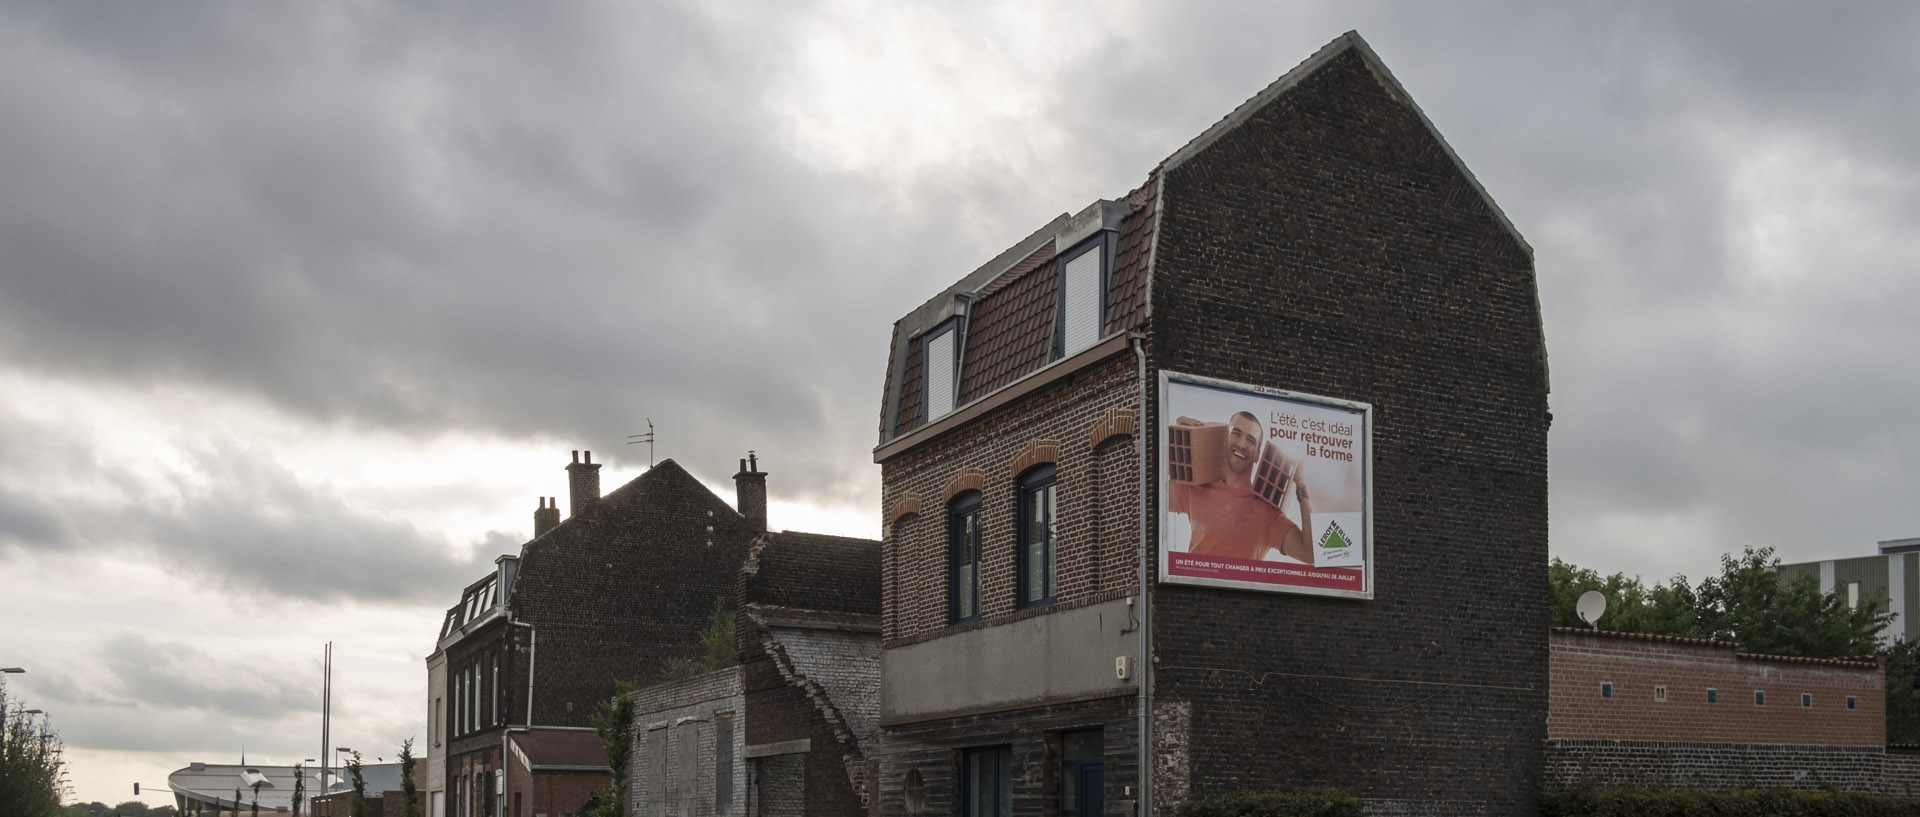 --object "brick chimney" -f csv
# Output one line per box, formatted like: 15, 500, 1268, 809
734, 451, 767, 532
533, 496, 560, 537
566, 450, 601, 518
